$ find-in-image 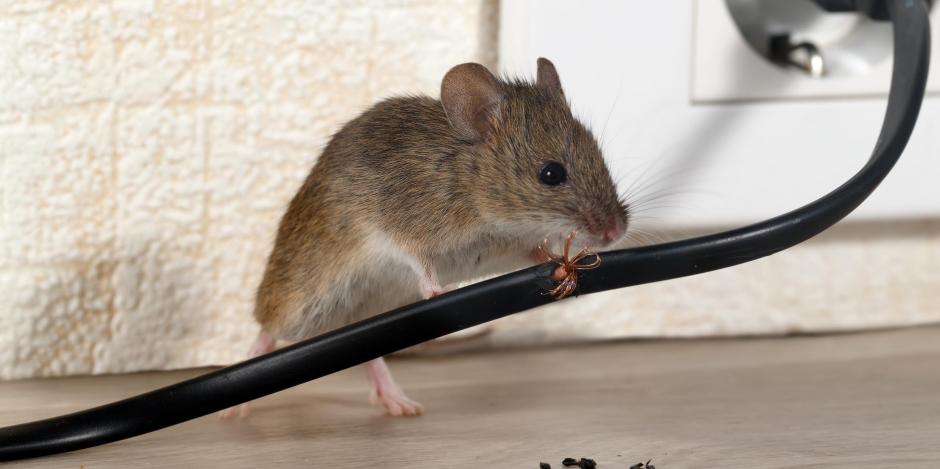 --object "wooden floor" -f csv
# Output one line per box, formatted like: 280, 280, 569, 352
2, 326, 940, 468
